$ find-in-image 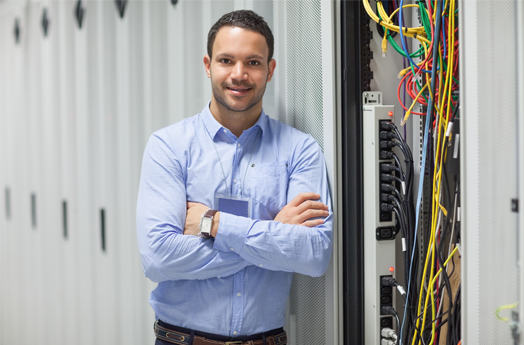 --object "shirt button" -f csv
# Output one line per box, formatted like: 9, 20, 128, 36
230, 248, 235, 251
237, 292, 242, 297
233, 179, 237, 183
259, 264, 263, 267
233, 331, 238, 336
238, 143, 241, 147
223, 129, 227, 133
